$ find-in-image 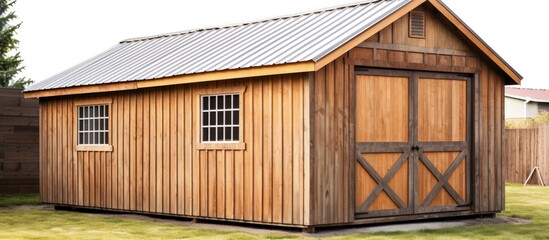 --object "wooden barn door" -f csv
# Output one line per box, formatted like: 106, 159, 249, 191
354, 69, 471, 219
415, 75, 470, 213
355, 73, 413, 218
